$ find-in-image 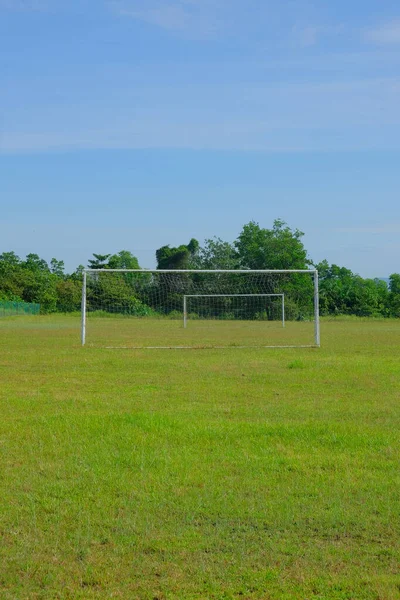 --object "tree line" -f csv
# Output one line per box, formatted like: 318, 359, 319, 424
0, 220, 399, 317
